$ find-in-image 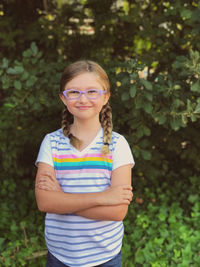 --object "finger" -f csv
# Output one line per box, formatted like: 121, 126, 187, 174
123, 199, 131, 204
37, 181, 55, 189
40, 172, 56, 181
38, 177, 55, 184
37, 180, 57, 190
36, 183, 52, 190
37, 179, 53, 186
124, 192, 133, 201
37, 180, 50, 187
122, 185, 132, 191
